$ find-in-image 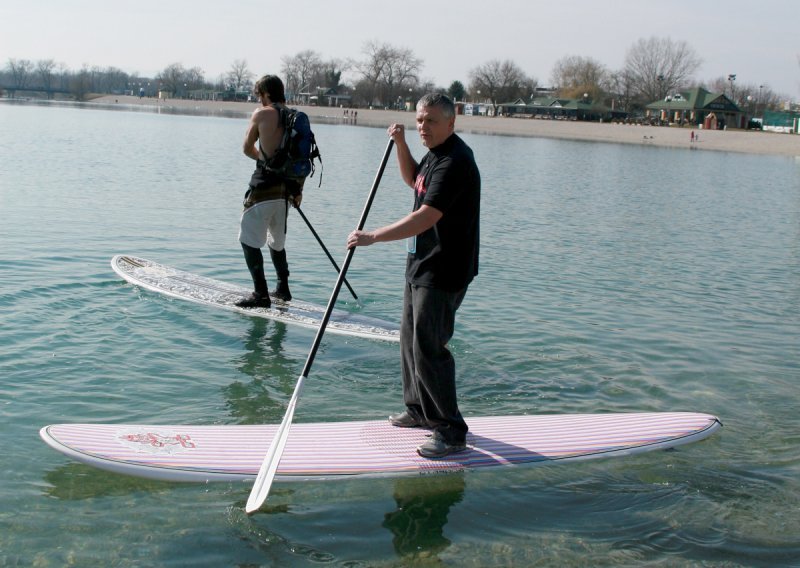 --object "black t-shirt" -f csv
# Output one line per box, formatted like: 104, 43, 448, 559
406, 133, 480, 291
